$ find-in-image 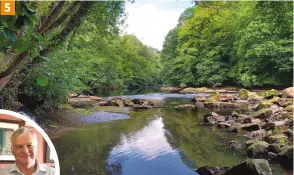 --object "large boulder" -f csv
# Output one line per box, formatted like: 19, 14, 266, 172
174, 104, 195, 109
262, 89, 279, 99
89, 96, 104, 101
246, 141, 269, 158
160, 87, 182, 92
245, 129, 266, 140
191, 96, 207, 103
206, 92, 220, 102
68, 98, 97, 107
204, 112, 225, 124
247, 93, 263, 103
282, 87, 294, 98
262, 120, 288, 130
266, 143, 283, 154
252, 109, 273, 120
238, 89, 251, 100
196, 165, 229, 175
180, 87, 211, 93
264, 134, 288, 144
276, 146, 293, 171
223, 159, 272, 175
229, 123, 242, 132
283, 105, 293, 112
124, 100, 134, 107
274, 98, 292, 107
111, 98, 125, 107
218, 94, 234, 102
